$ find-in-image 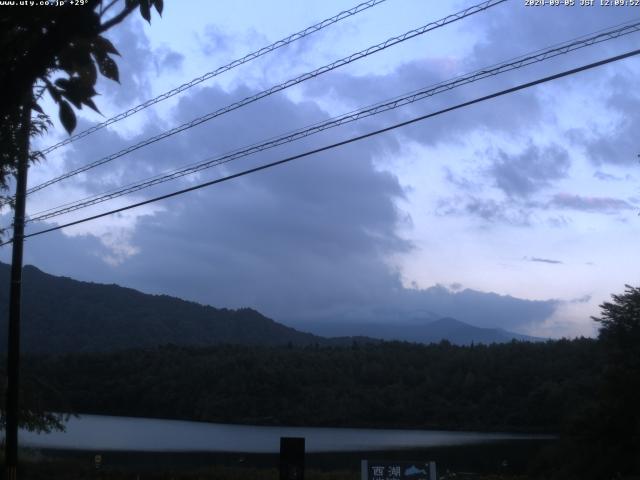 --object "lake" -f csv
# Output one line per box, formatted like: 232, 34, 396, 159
18, 414, 551, 453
